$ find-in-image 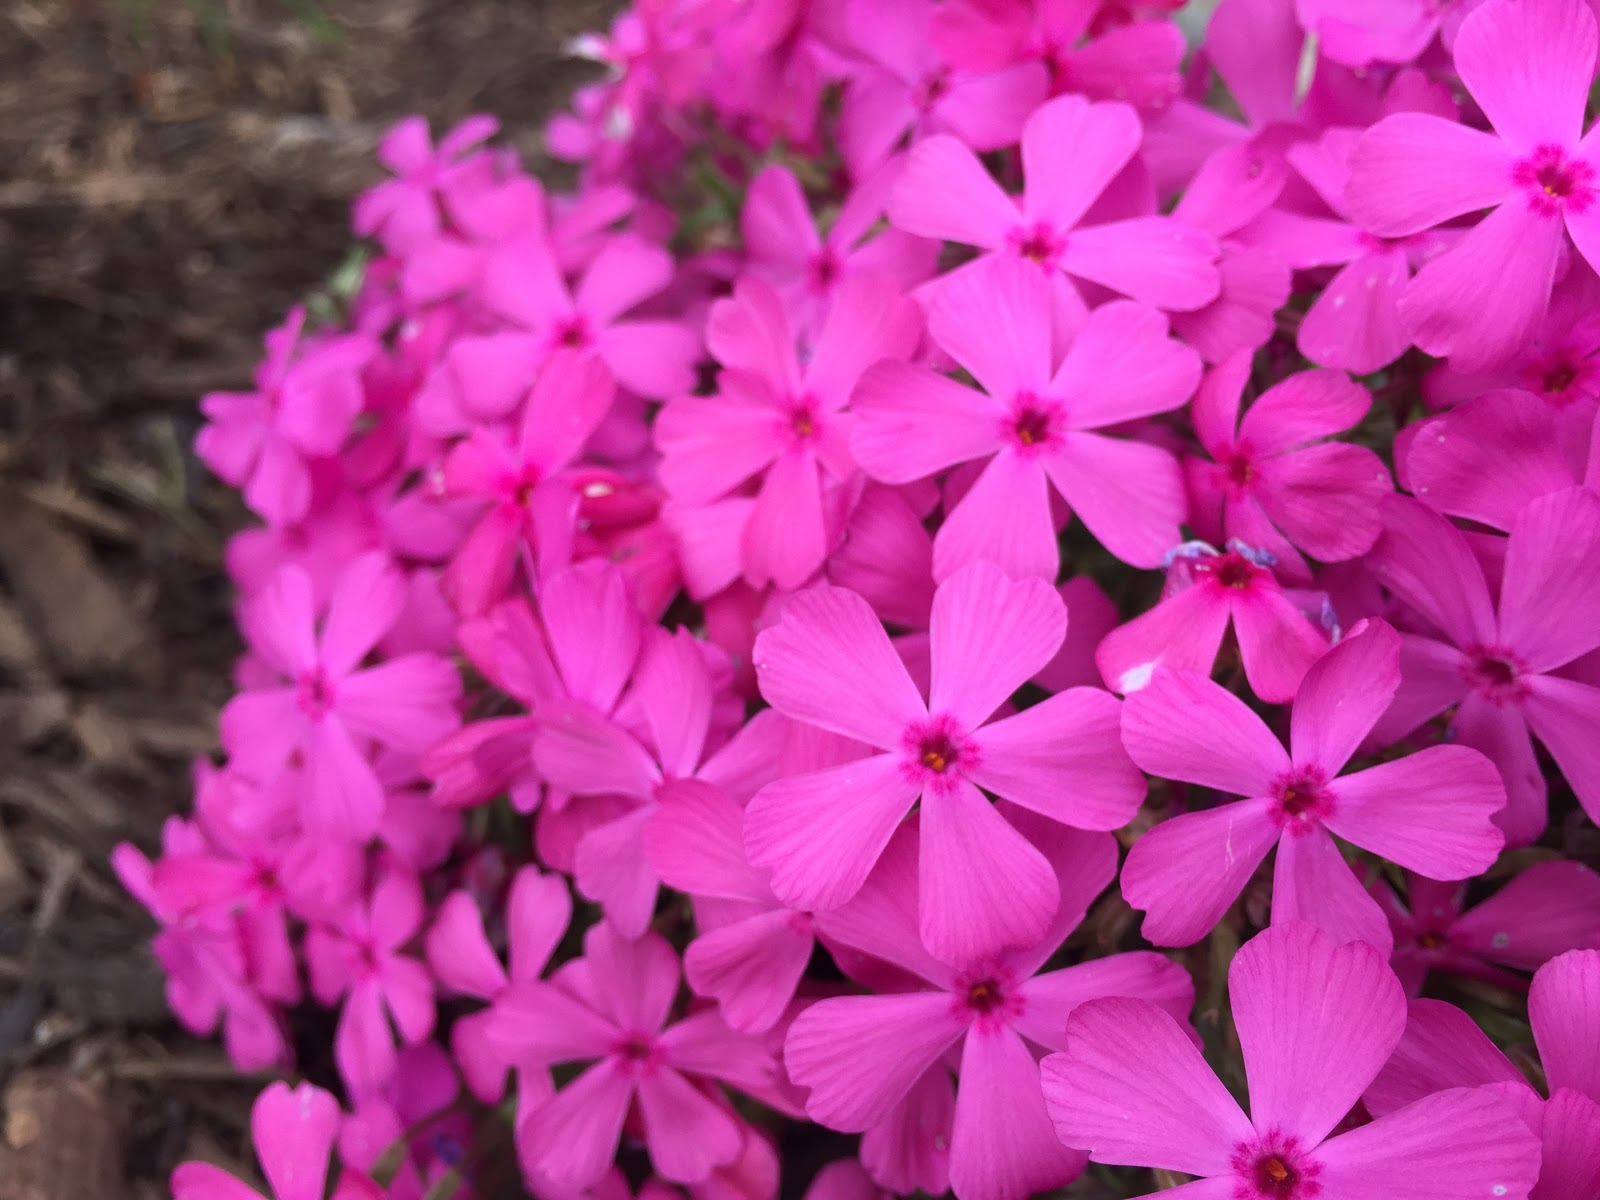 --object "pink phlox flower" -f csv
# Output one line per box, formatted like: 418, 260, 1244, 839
851, 254, 1201, 575
1373, 863, 1600, 995
438, 349, 615, 615
338, 1043, 470, 1200
220, 552, 463, 842
1365, 490, 1600, 844
1404, 389, 1600, 534
931, 0, 1187, 110
196, 307, 376, 527
484, 922, 777, 1189
1244, 125, 1448, 374
1120, 619, 1508, 951
305, 862, 436, 1101
397, 173, 550, 309
534, 628, 784, 934
835, 0, 1049, 177
113, 833, 292, 1072
1185, 351, 1393, 580
425, 866, 572, 1103
745, 560, 1145, 965
655, 272, 921, 590
1346, 0, 1600, 370
645, 770, 814, 1032
353, 115, 501, 254
147, 763, 316, 1009
889, 92, 1221, 319
1421, 268, 1600, 451
172, 1081, 382, 1200
482, 230, 700, 401
740, 160, 938, 340
423, 560, 644, 814
1041, 921, 1544, 1200
1165, 141, 1294, 364
1364, 949, 1600, 1200
1095, 538, 1333, 704
787, 818, 1194, 1200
